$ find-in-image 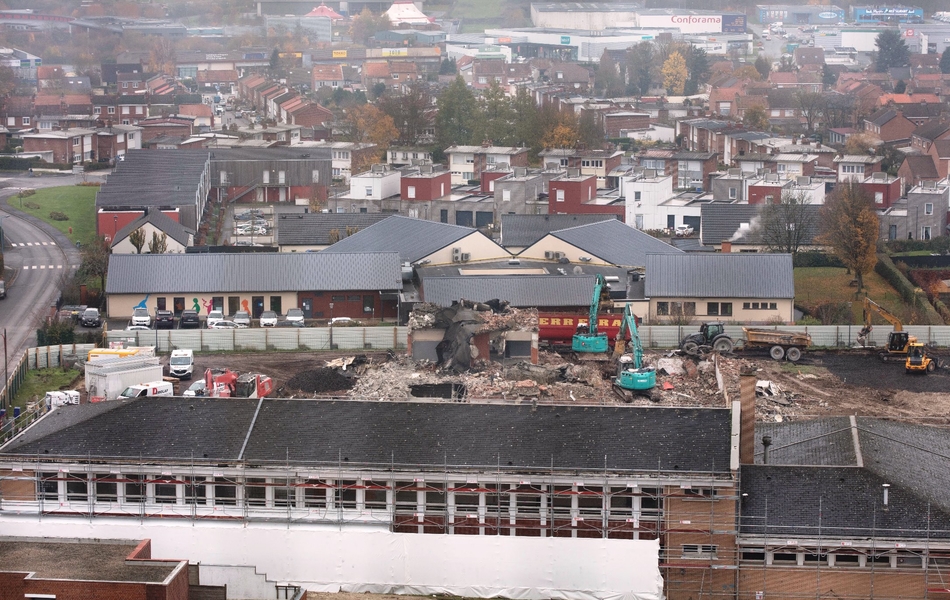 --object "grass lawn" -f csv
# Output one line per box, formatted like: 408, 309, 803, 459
10, 367, 81, 410
452, 0, 503, 20
6, 185, 98, 245
795, 267, 911, 324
